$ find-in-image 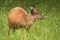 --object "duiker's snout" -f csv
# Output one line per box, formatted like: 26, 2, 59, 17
35, 13, 43, 19
39, 16, 44, 19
